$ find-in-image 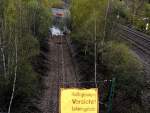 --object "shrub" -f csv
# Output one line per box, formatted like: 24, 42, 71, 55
102, 41, 144, 113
